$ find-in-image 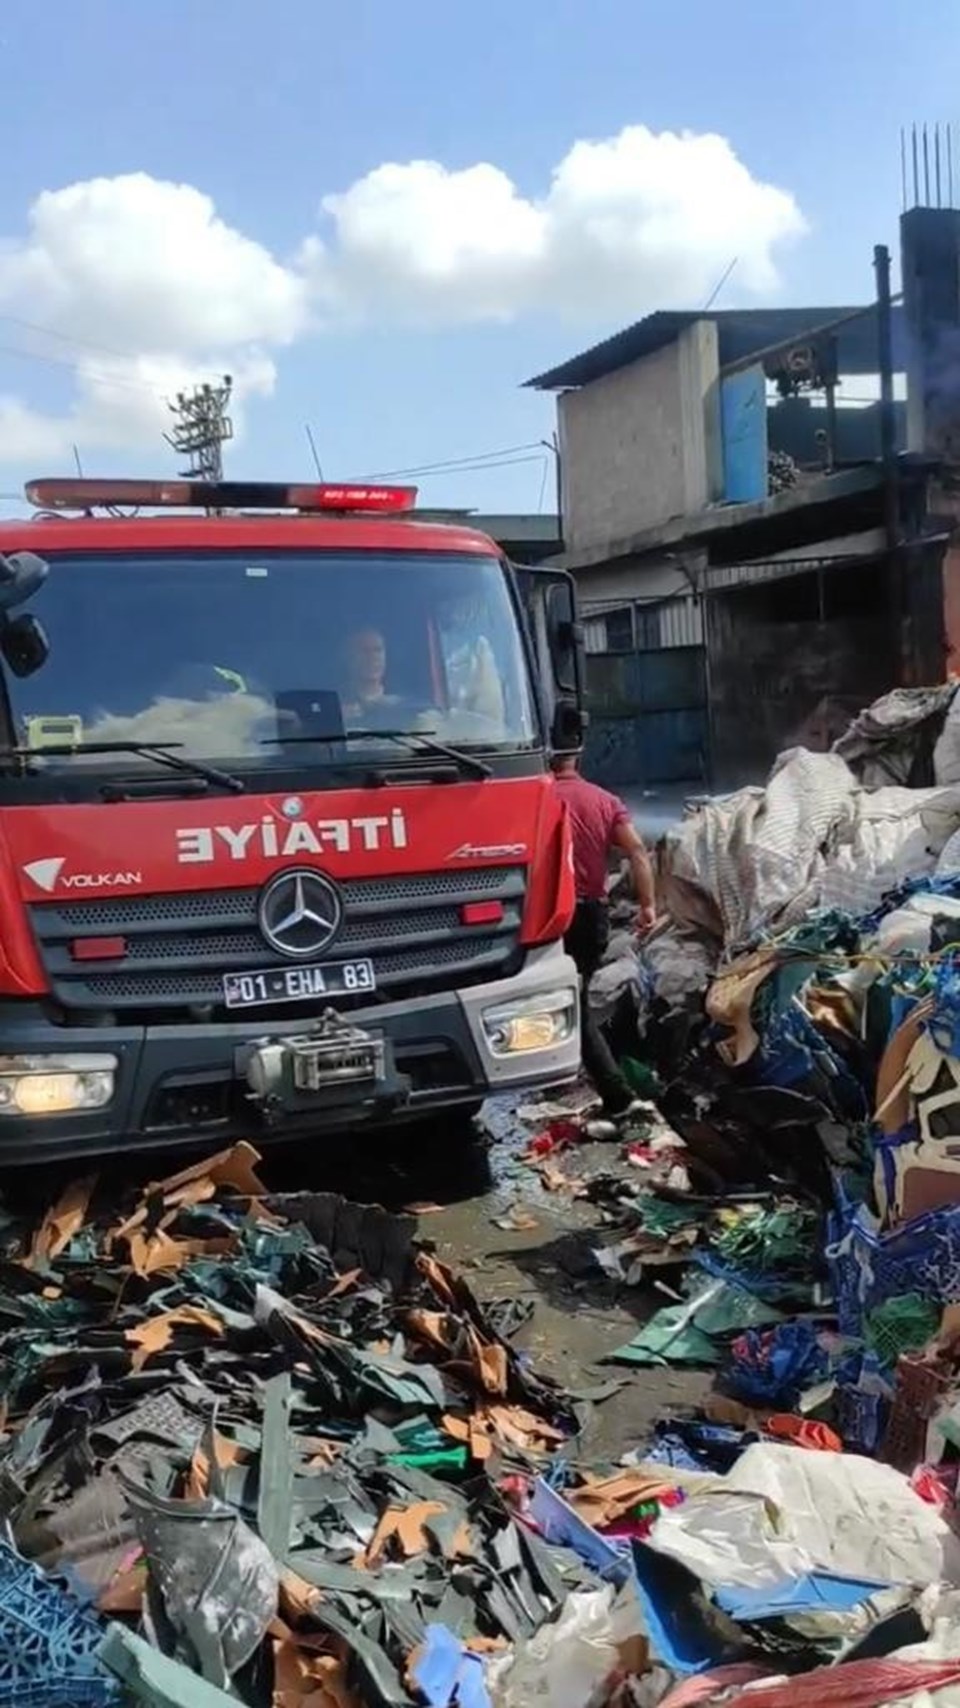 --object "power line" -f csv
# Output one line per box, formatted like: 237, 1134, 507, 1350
370, 454, 547, 482
0, 318, 225, 400
0, 311, 144, 366
0, 339, 164, 394
360, 442, 545, 480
